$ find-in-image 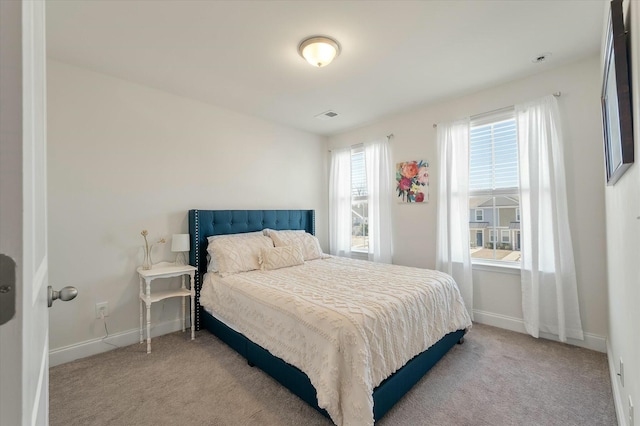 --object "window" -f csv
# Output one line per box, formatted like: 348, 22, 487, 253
351, 147, 368, 253
330, 139, 391, 262
468, 109, 521, 263
475, 209, 484, 221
